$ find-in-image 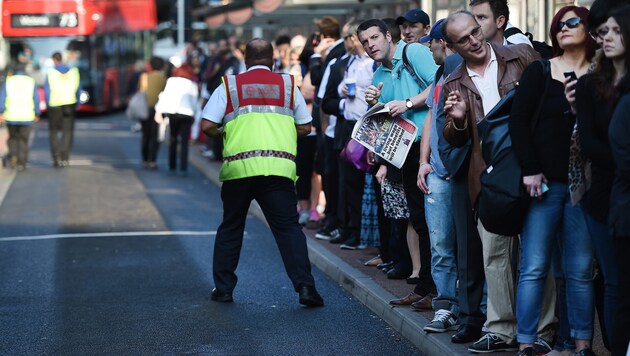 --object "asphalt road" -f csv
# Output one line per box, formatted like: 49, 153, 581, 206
0, 113, 421, 355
